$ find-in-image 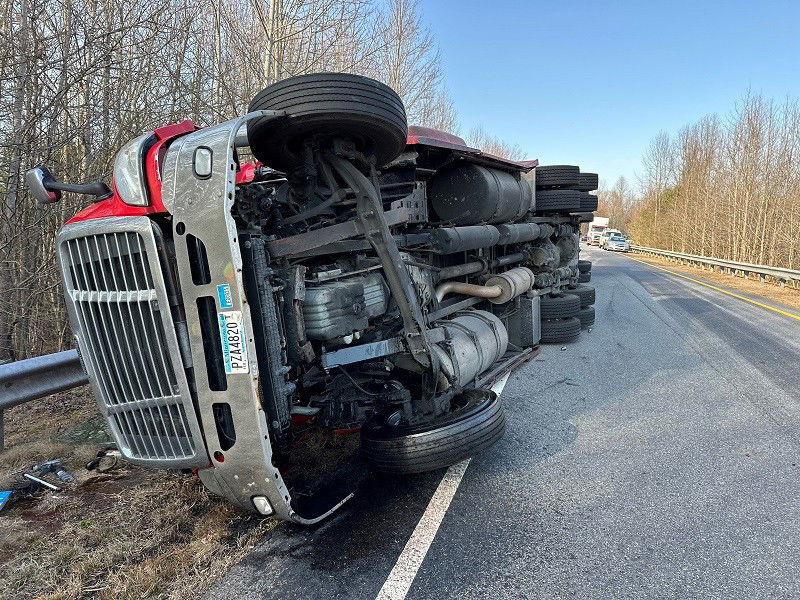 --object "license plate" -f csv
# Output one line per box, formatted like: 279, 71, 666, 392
218, 311, 249, 374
